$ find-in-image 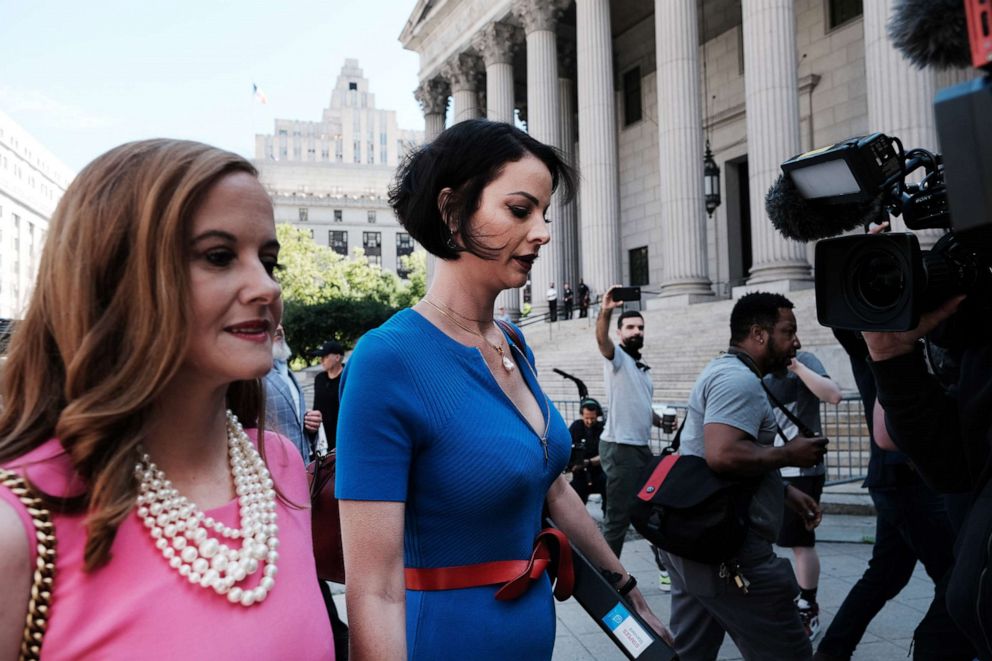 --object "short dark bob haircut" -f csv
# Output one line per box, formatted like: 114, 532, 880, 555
388, 119, 577, 260
729, 292, 794, 344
